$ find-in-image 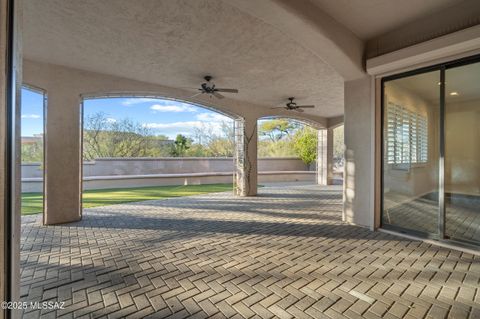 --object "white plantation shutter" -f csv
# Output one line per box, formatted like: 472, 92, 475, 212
386, 102, 428, 165
417, 116, 428, 162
